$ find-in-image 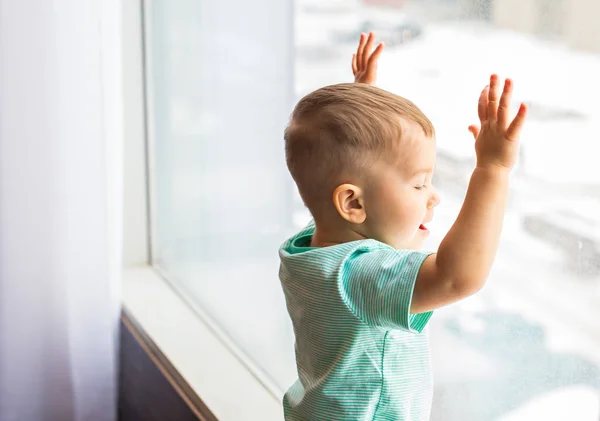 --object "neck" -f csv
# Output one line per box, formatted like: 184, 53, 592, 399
310, 223, 368, 247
